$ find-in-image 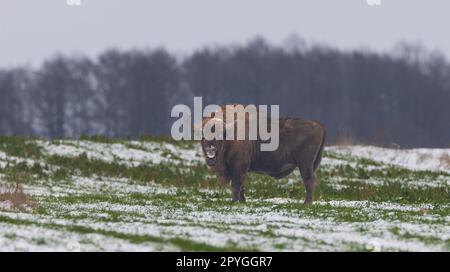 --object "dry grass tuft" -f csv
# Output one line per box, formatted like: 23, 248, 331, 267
0, 183, 34, 209
418, 153, 432, 163
439, 152, 450, 167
